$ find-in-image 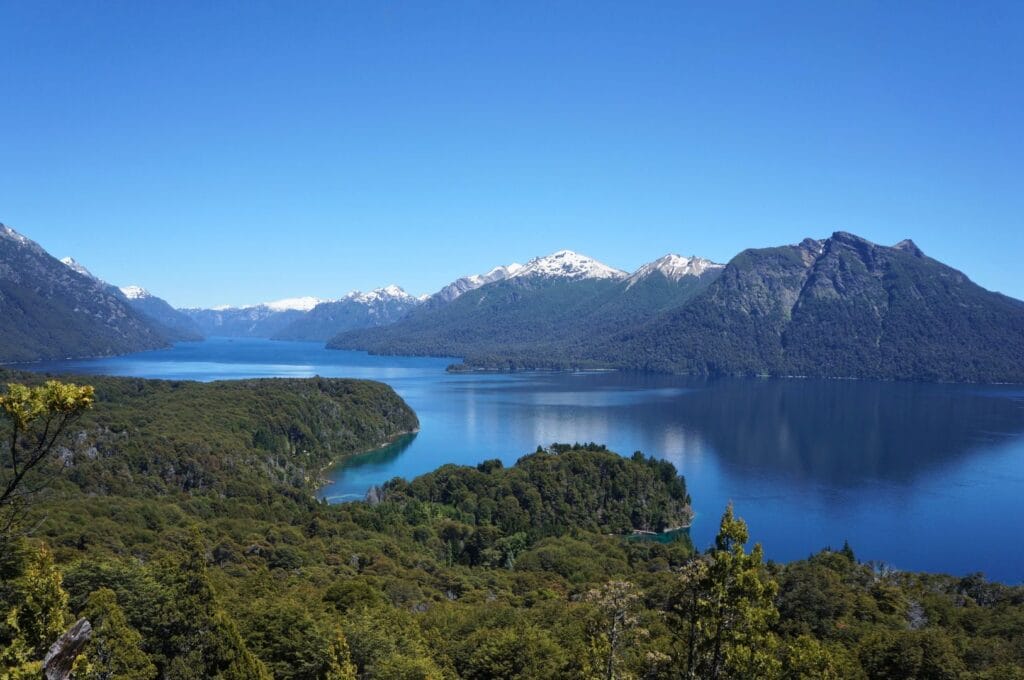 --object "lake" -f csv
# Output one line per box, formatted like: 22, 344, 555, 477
21, 337, 1024, 583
